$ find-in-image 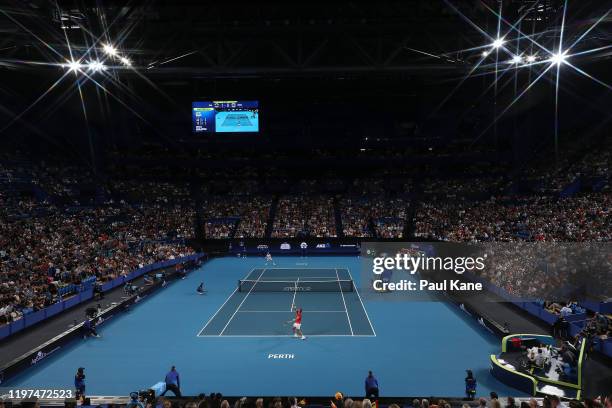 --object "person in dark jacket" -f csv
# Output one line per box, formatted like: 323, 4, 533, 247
74, 367, 86, 398
365, 370, 379, 398
83, 318, 100, 338
465, 370, 477, 400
